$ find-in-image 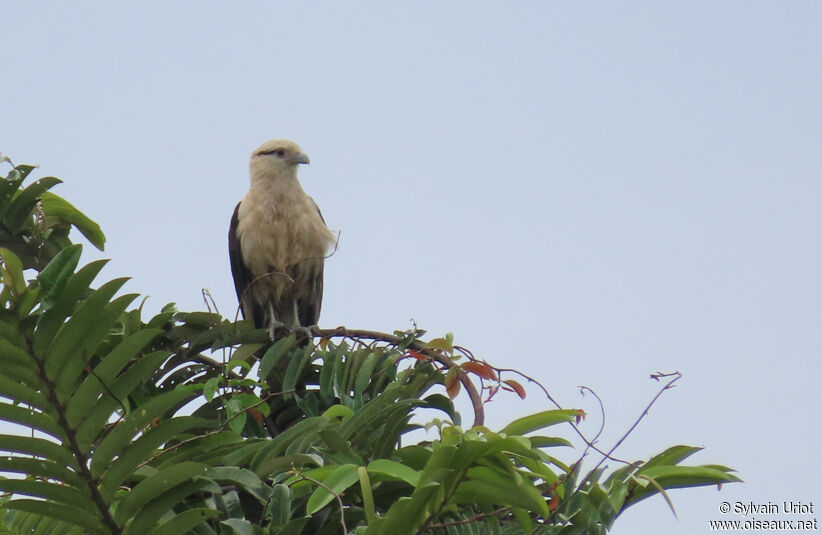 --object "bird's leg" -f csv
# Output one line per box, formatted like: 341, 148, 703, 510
292, 298, 314, 343
268, 320, 288, 342
267, 302, 286, 342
